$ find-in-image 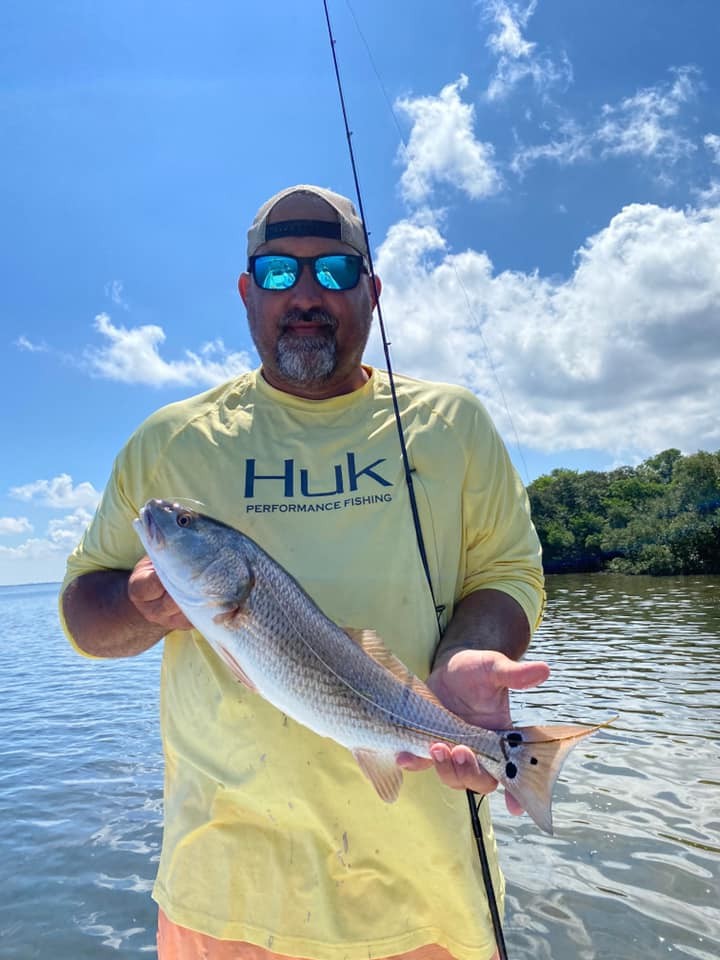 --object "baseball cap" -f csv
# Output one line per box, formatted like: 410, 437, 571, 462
246, 185, 369, 260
